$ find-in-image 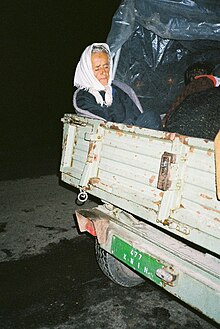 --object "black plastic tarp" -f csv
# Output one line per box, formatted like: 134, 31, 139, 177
107, 0, 220, 114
